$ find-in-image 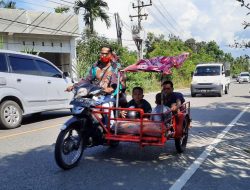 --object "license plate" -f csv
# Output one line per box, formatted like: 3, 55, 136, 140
200, 90, 207, 93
